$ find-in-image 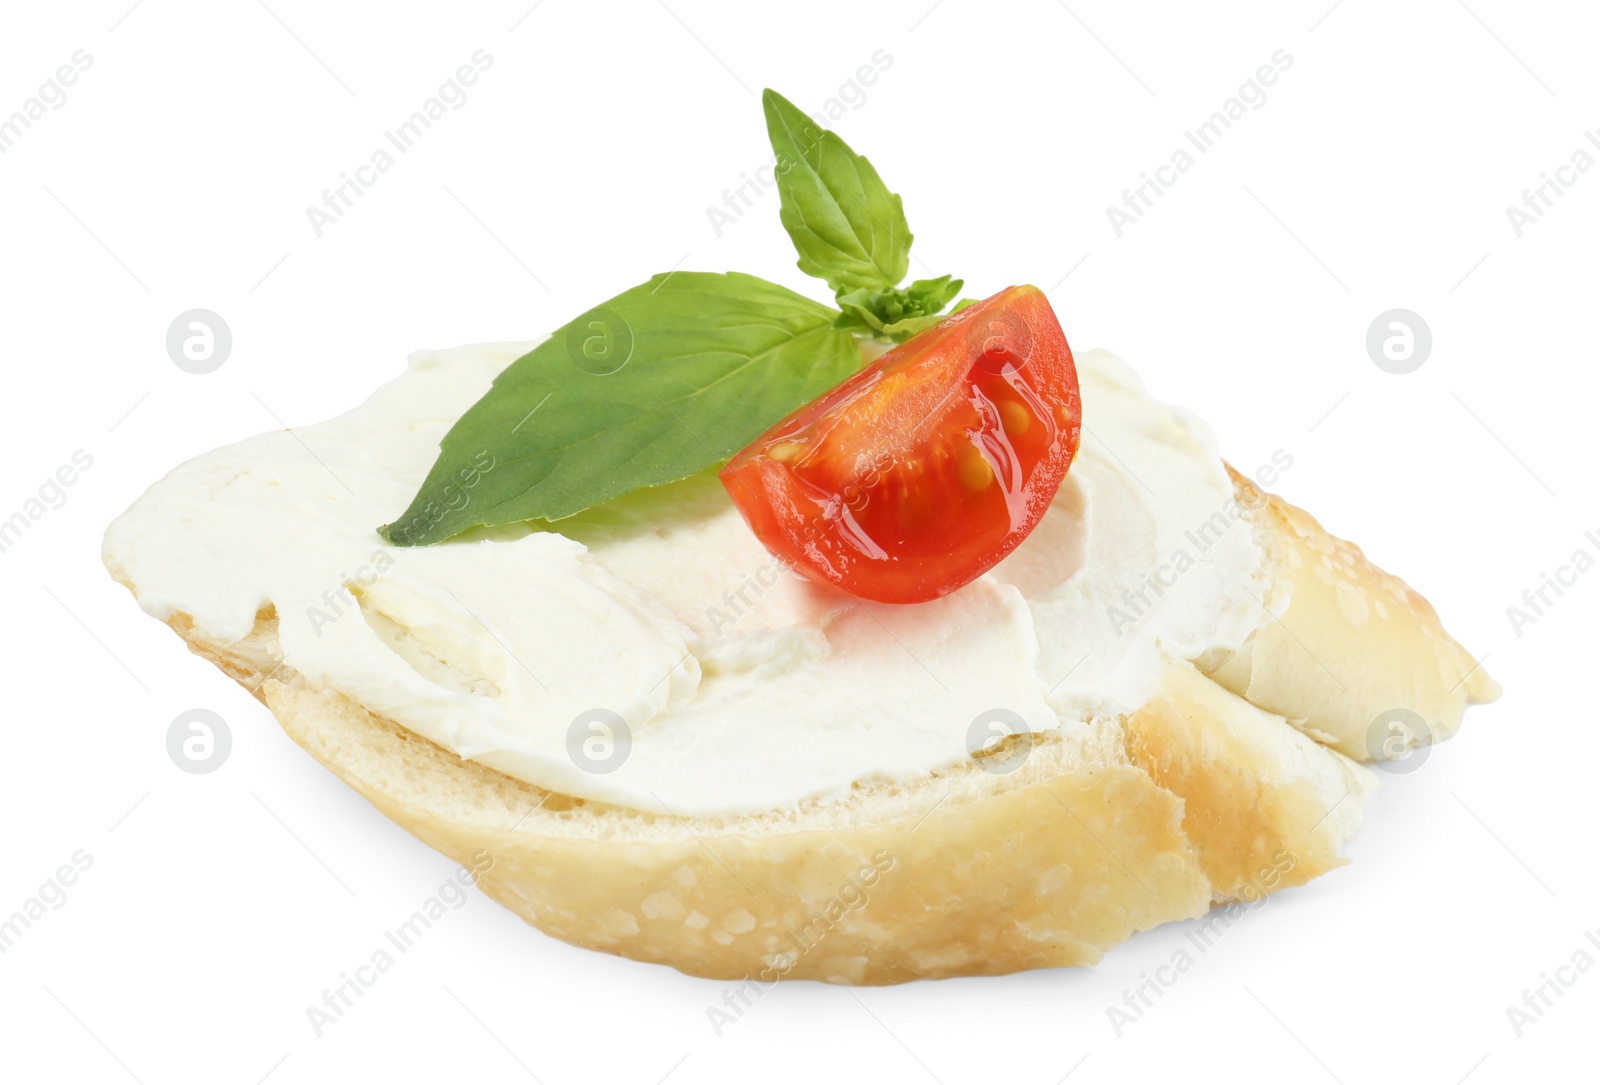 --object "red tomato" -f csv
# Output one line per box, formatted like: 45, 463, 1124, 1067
720, 285, 1082, 603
